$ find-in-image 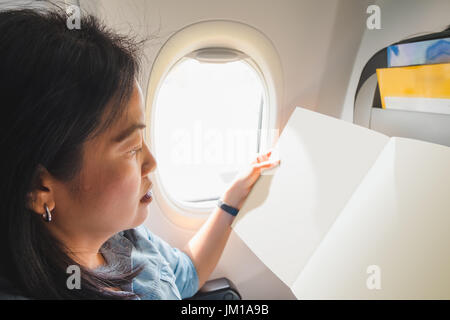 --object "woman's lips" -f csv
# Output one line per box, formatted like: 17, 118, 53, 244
140, 189, 153, 204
